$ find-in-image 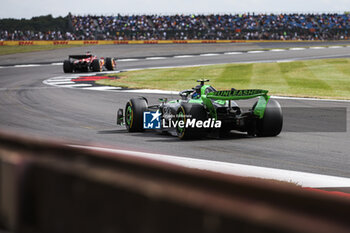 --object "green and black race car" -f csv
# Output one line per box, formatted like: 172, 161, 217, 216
116, 80, 283, 139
